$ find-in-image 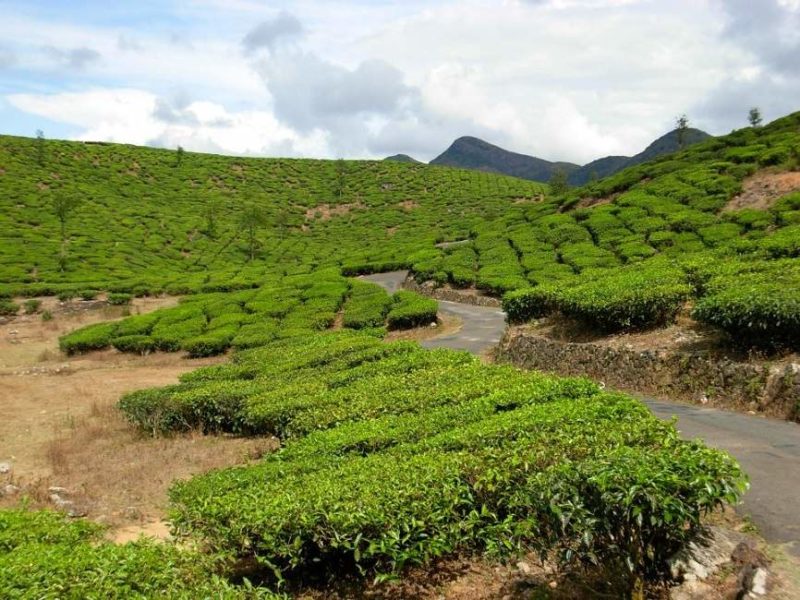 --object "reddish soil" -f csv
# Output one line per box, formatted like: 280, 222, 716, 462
724, 170, 800, 212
